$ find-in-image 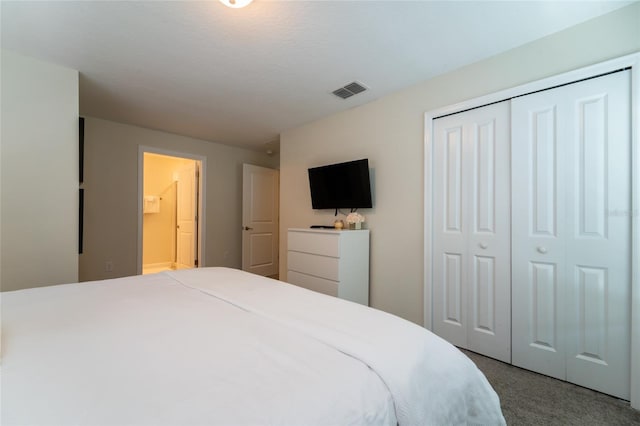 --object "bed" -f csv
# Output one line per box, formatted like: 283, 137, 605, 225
1, 267, 505, 425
